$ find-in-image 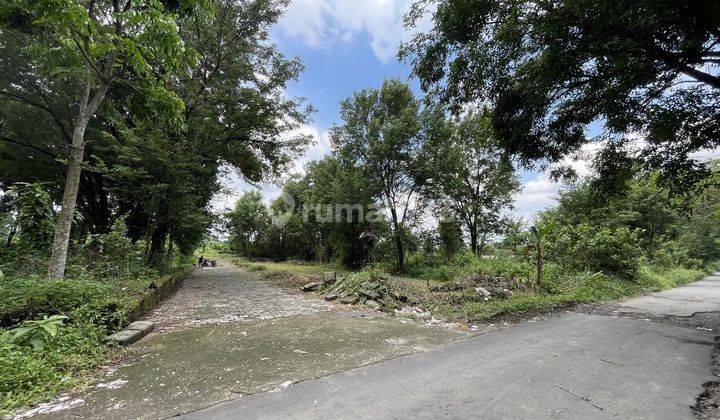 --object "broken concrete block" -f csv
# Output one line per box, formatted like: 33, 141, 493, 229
324, 292, 339, 301
107, 329, 143, 346
300, 282, 320, 292
359, 289, 380, 300
340, 294, 359, 305
322, 271, 336, 284
126, 321, 154, 336
475, 287, 491, 298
